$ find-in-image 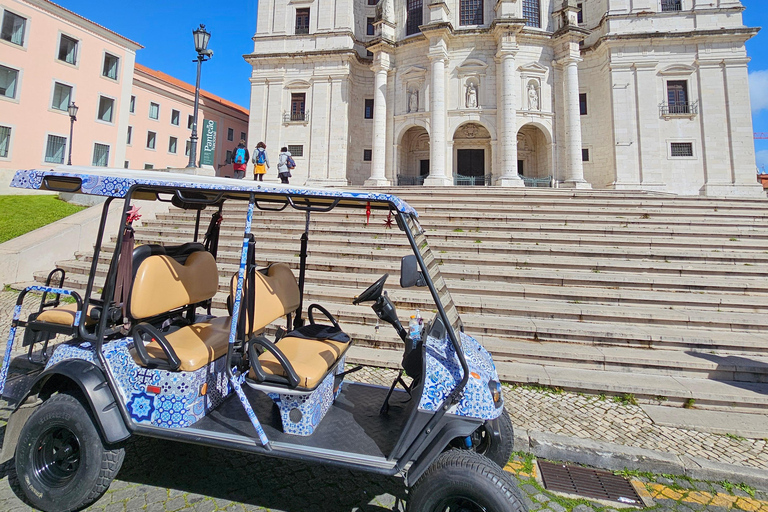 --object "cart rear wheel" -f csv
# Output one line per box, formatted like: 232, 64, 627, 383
408, 450, 525, 512
13, 392, 125, 512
